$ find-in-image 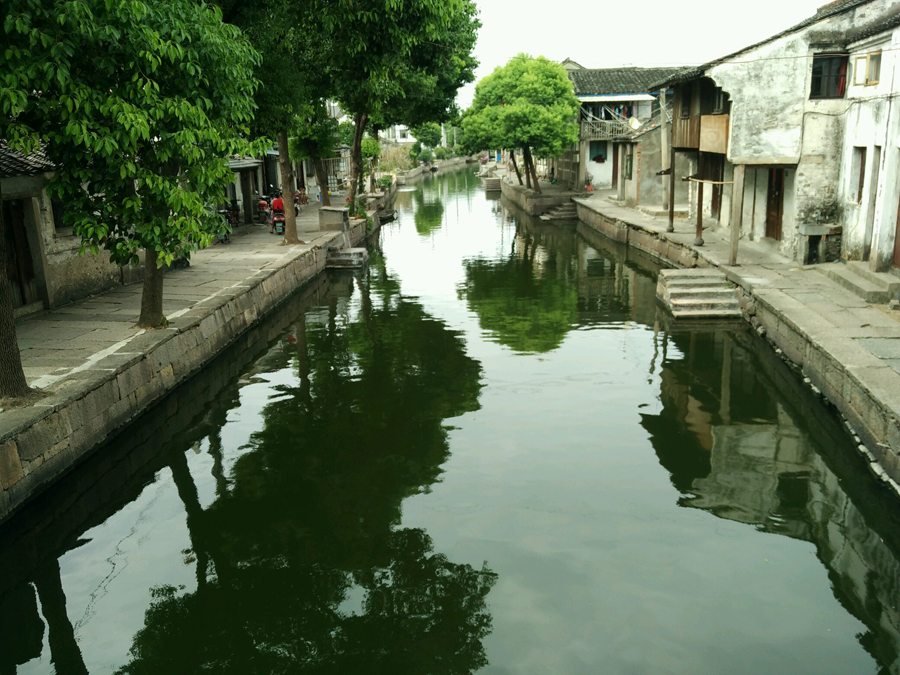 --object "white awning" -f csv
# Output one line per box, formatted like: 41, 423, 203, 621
578, 94, 655, 103
229, 158, 263, 171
